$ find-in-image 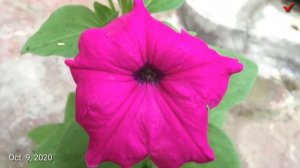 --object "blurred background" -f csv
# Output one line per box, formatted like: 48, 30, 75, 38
0, 0, 299, 168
